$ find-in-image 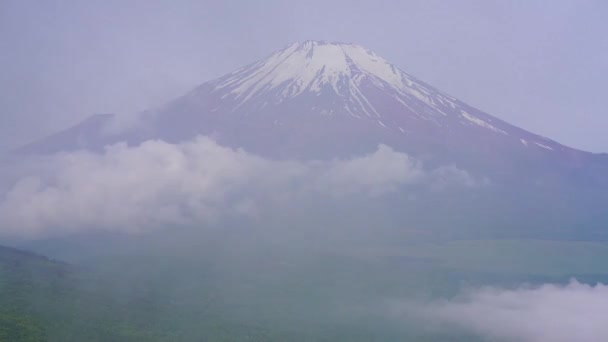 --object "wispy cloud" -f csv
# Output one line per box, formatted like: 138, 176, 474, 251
415, 280, 608, 342
0, 137, 481, 238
